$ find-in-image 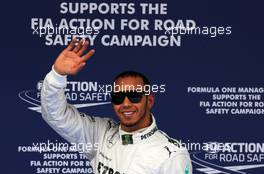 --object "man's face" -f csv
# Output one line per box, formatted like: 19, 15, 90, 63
112, 76, 154, 132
